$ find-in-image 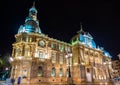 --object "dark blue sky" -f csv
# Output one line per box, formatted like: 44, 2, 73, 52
0, 0, 120, 59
